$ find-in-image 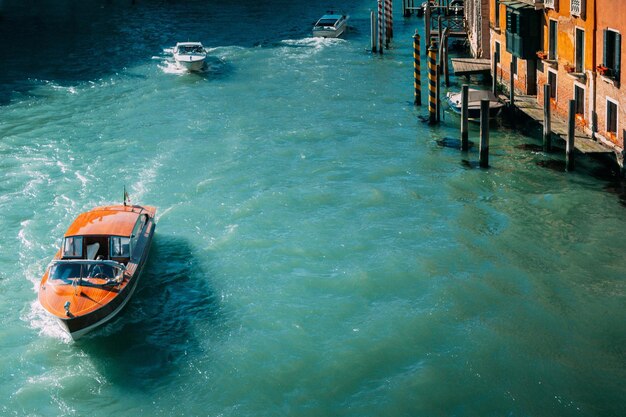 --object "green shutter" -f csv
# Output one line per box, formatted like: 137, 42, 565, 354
603, 29, 608, 67
615, 33, 621, 82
